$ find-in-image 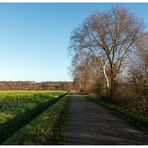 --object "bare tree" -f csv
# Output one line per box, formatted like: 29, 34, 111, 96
71, 50, 103, 93
69, 7, 143, 100
128, 32, 148, 101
